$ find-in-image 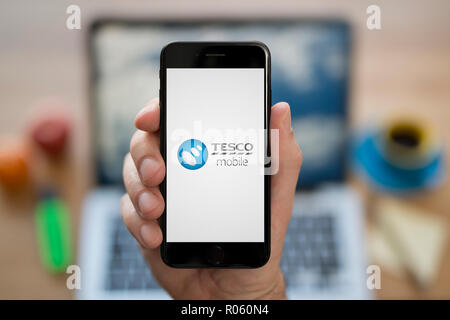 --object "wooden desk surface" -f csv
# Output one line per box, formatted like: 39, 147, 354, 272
0, 0, 449, 299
